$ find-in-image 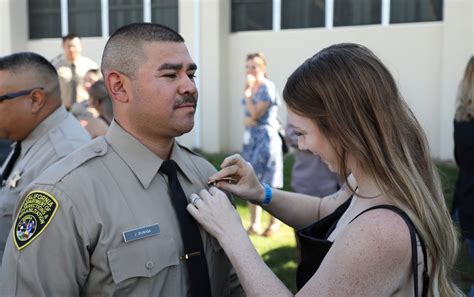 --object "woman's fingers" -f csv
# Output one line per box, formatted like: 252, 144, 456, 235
220, 154, 243, 168
208, 165, 240, 184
